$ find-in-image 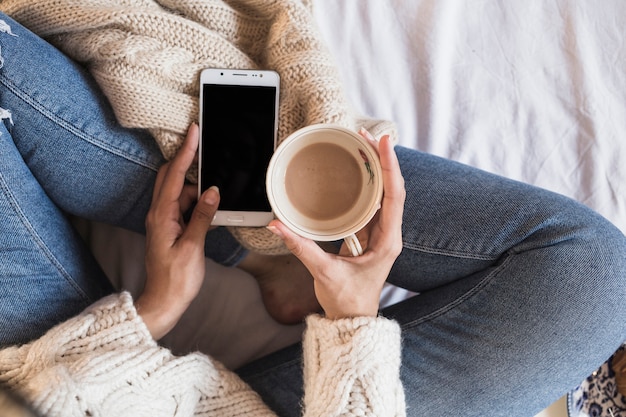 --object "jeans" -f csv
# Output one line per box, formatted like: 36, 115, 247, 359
1, 12, 625, 417
0, 14, 246, 342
